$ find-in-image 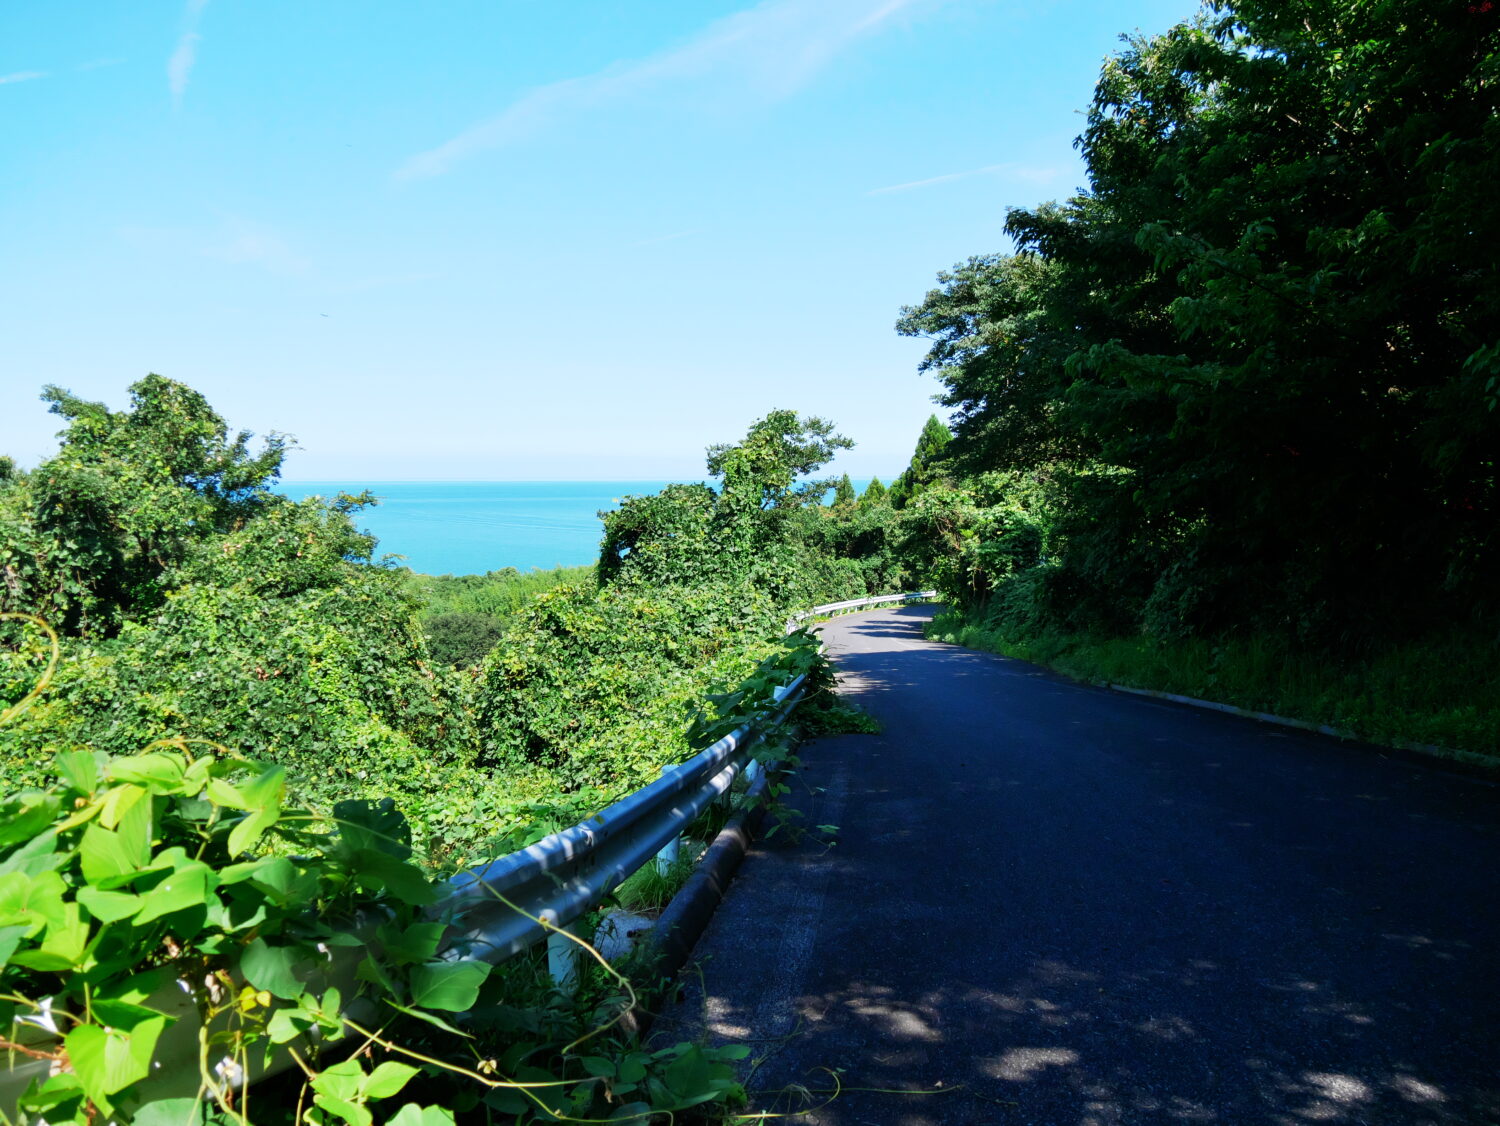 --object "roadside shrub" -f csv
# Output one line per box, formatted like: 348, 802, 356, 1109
474, 580, 785, 791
